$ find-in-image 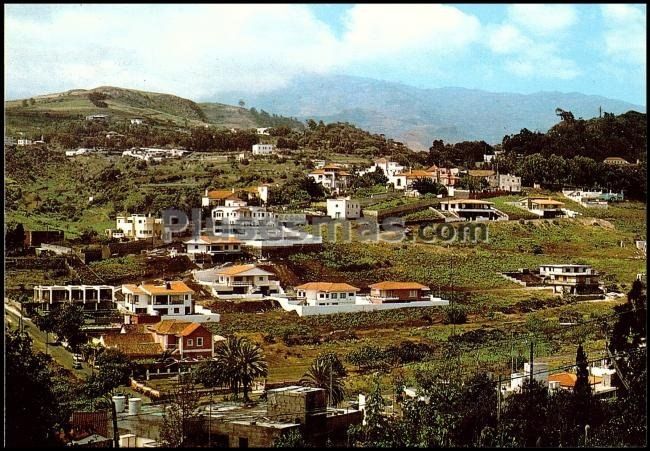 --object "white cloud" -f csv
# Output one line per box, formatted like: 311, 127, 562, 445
485, 10, 580, 80
600, 4, 646, 66
486, 24, 530, 54
4, 4, 482, 99
341, 4, 481, 59
508, 4, 577, 35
